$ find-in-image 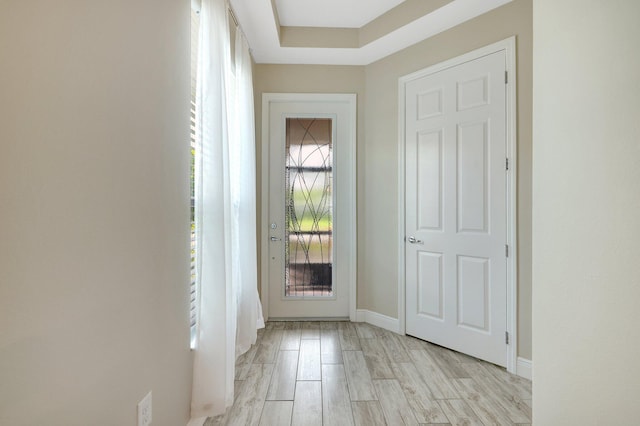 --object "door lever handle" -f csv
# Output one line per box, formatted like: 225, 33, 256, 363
407, 236, 423, 245
270, 236, 282, 242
